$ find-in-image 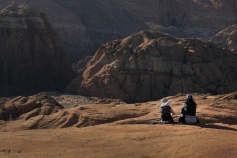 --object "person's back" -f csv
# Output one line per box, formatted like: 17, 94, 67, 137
178, 94, 200, 124
183, 102, 196, 116
160, 105, 171, 115
159, 98, 175, 123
